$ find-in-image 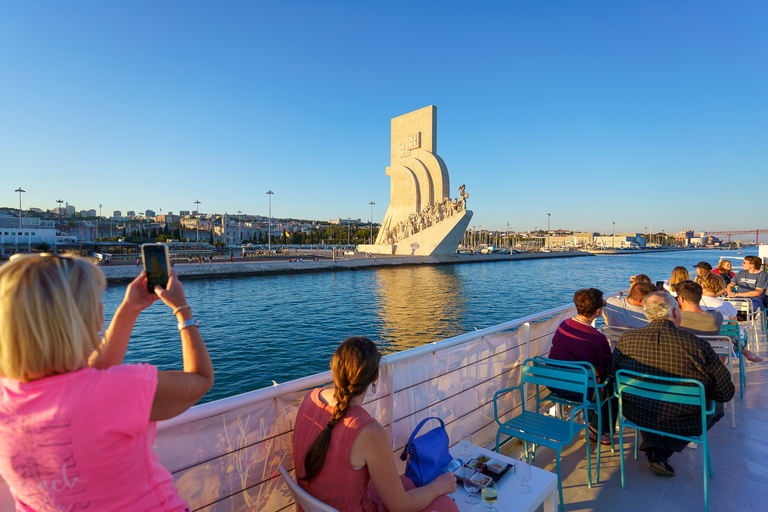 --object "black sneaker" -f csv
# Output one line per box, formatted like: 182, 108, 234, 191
646, 449, 675, 477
